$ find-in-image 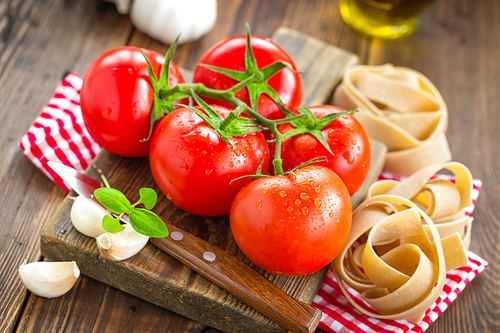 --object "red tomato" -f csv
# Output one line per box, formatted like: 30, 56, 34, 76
230, 165, 352, 276
271, 105, 371, 195
150, 105, 270, 217
192, 35, 302, 120
80, 46, 186, 158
